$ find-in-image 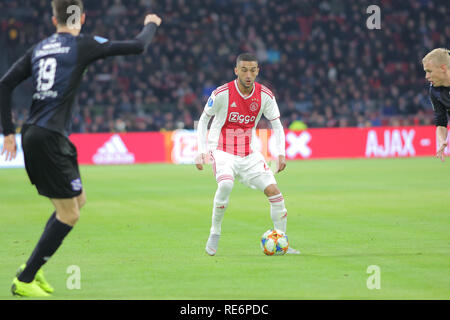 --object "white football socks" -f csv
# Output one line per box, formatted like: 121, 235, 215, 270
210, 179, 234, 235
268, 193, 287, 233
